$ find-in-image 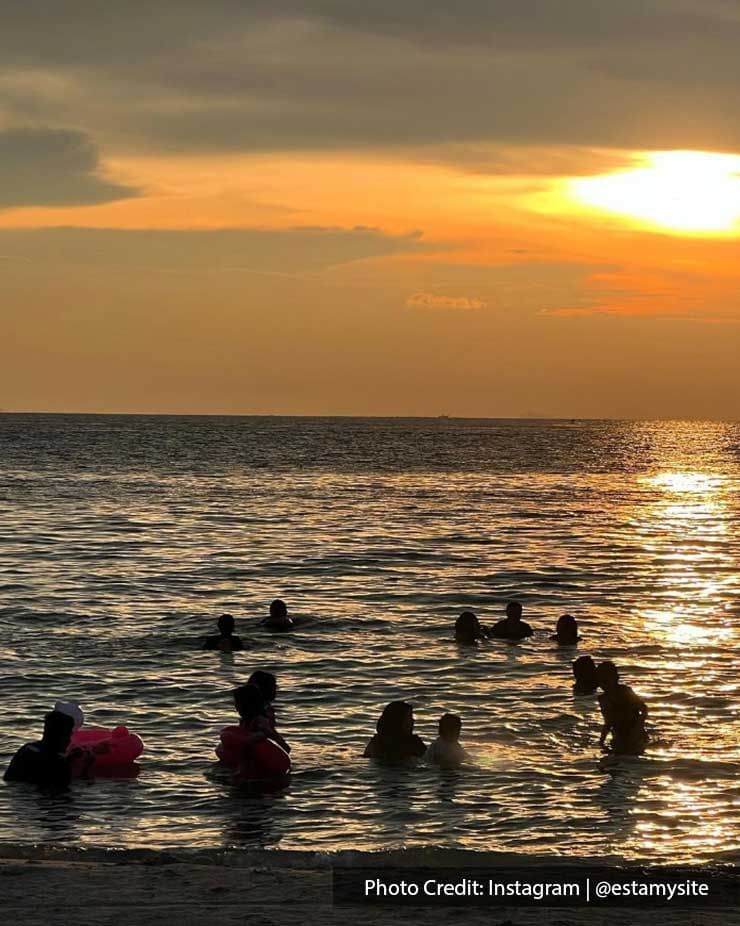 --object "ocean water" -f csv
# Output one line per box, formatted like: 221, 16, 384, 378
0, 415, 738, 864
